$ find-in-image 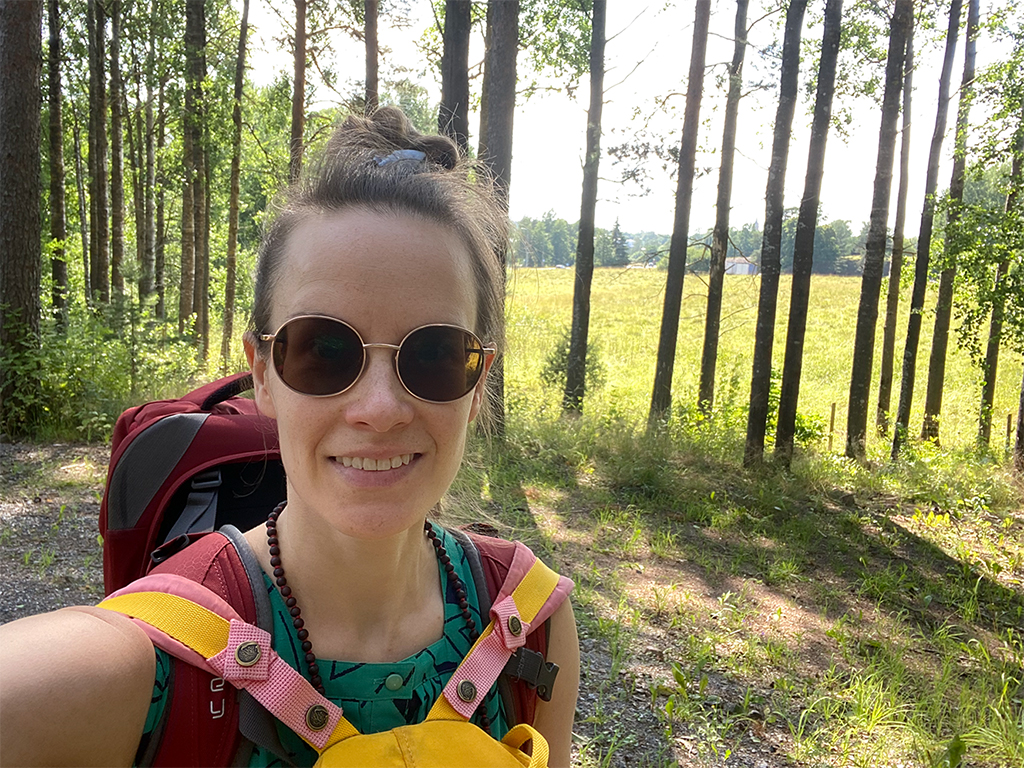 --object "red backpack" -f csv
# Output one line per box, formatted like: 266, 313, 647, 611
99, 374, 559, 766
